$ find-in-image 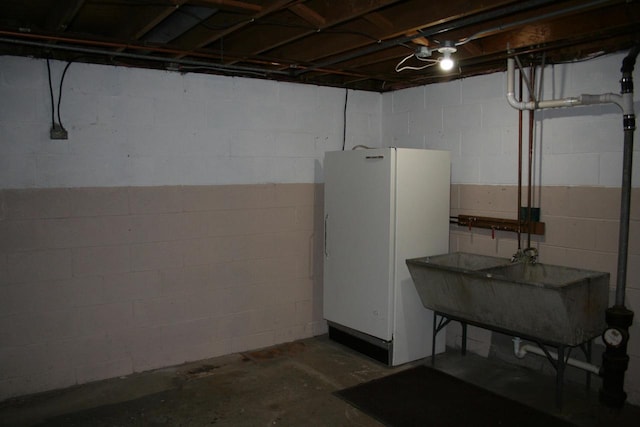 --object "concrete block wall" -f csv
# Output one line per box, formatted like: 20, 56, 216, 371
448, 185, 639, 351
0, 56, 381, 188
383, 52, 639, 187
2, 50, 640, 403
382, 51, 640, 404
0, 183, 324, 399
0, 55, 381, 401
